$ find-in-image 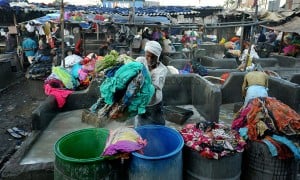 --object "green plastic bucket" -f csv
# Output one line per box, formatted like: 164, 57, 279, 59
54, 128, 111, 180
